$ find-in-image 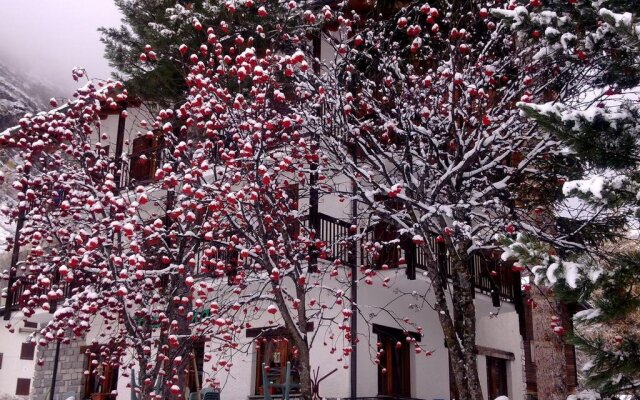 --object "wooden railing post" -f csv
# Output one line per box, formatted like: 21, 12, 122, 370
405, 239, 416, 280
